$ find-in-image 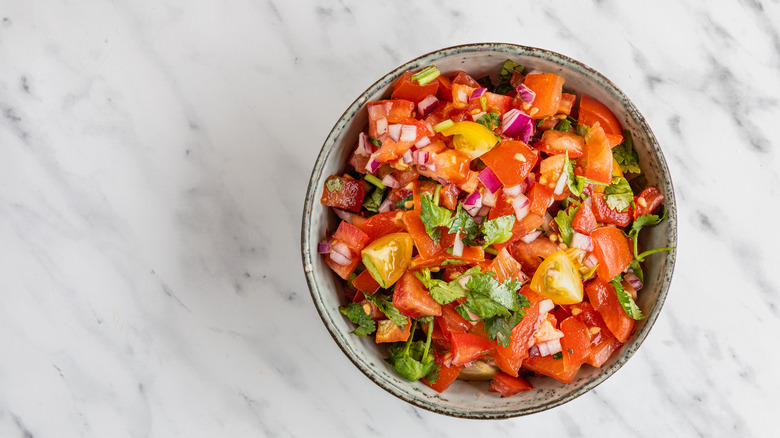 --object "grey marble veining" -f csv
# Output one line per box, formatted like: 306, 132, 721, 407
0, 0, 778, 436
